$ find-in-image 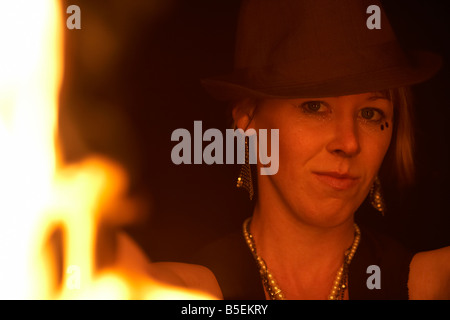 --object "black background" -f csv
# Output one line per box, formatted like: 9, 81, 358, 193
60, 0, 450, 263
